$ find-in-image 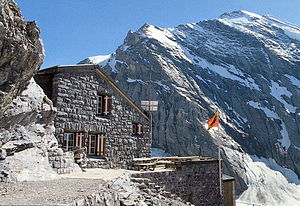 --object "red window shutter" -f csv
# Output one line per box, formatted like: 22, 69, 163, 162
97, 96, 103, 115
107, 97, 112, 115
97, 134, 101, 156
75, 133, 85, 147
101, 135, 105, 156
